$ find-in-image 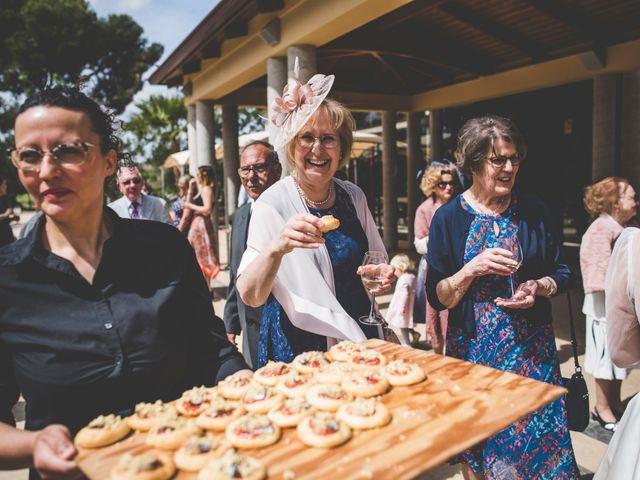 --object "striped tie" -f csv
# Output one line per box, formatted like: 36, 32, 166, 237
130, 201, 140, 219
